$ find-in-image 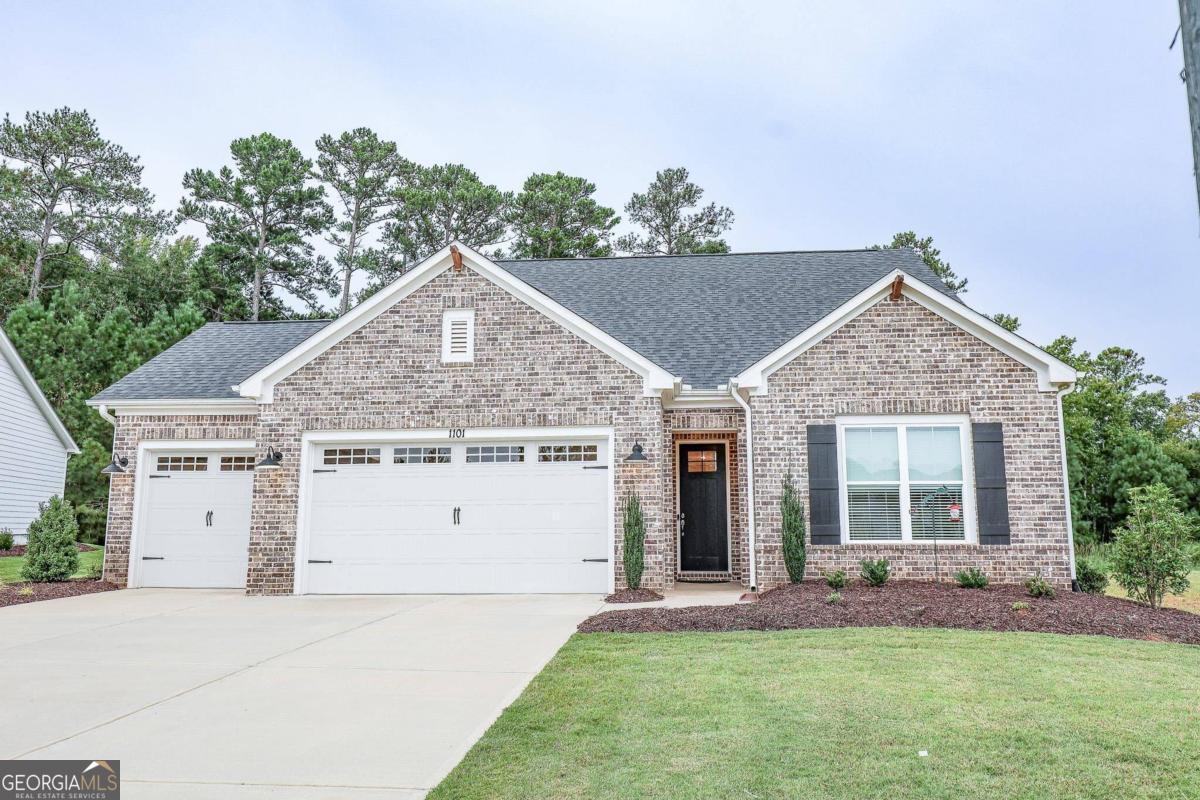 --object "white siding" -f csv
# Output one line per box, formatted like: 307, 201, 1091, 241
0, 351, 69, 543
